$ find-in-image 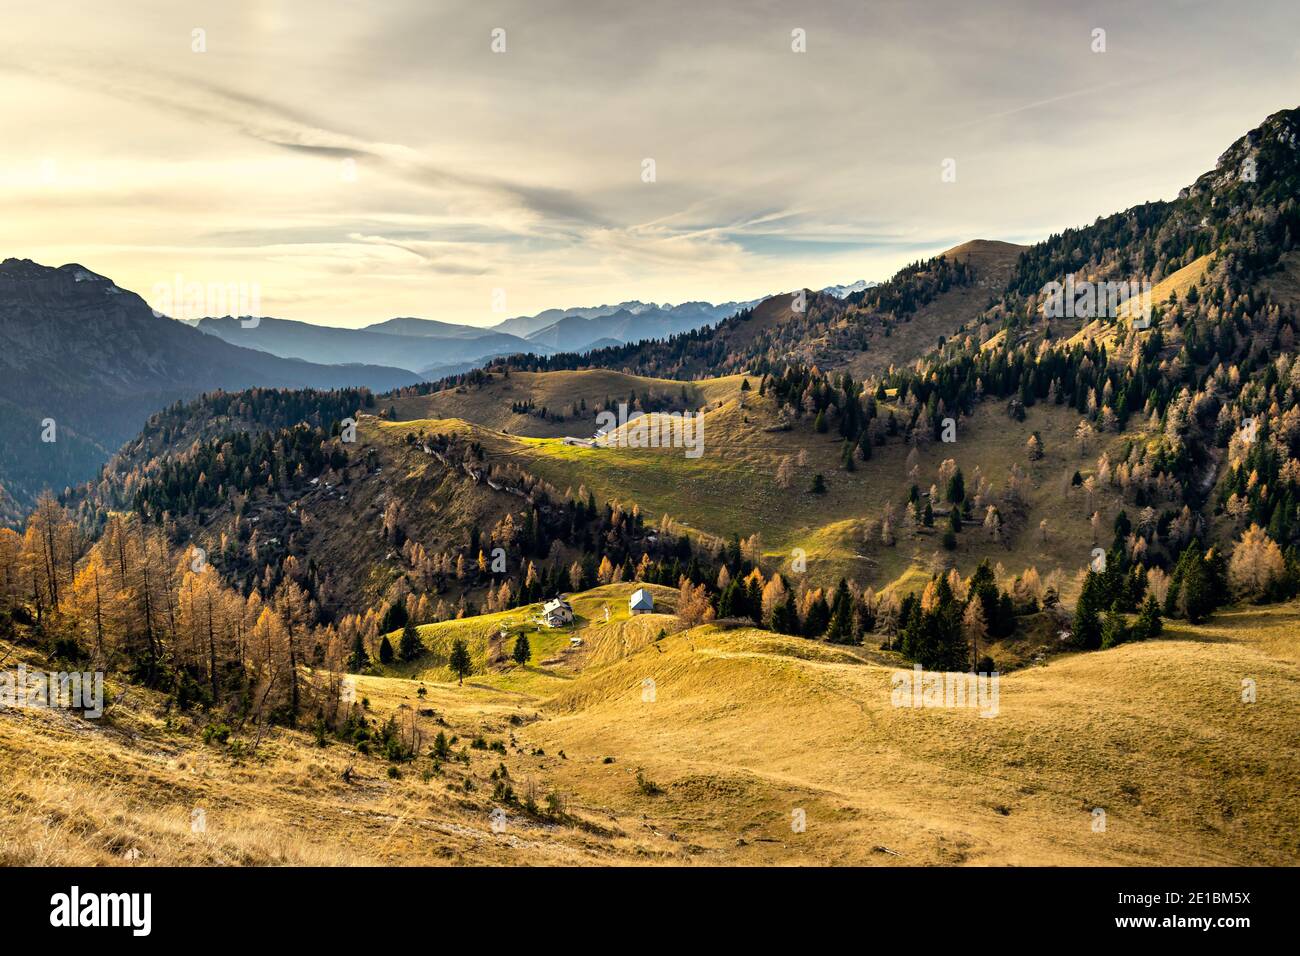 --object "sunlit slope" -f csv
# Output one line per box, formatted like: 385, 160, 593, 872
390, 369, 745, 438
384, 382, 1137, 595
0, 642, 677, 866
3, 597, 1295, 866
374, 582, 680, 695
1063, 255, 1213, 348
525, 605, 1300, 865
